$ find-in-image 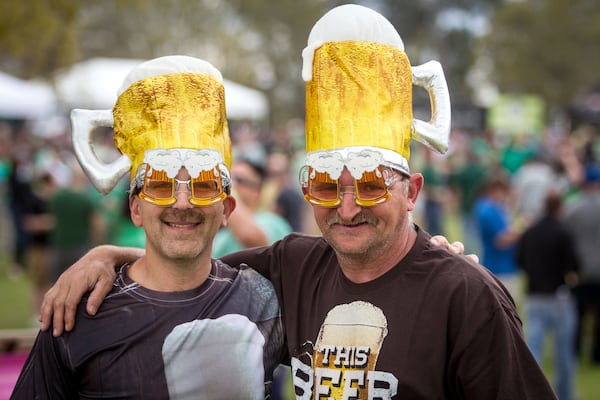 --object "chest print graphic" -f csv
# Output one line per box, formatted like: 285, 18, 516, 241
291, 301, 398, 399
